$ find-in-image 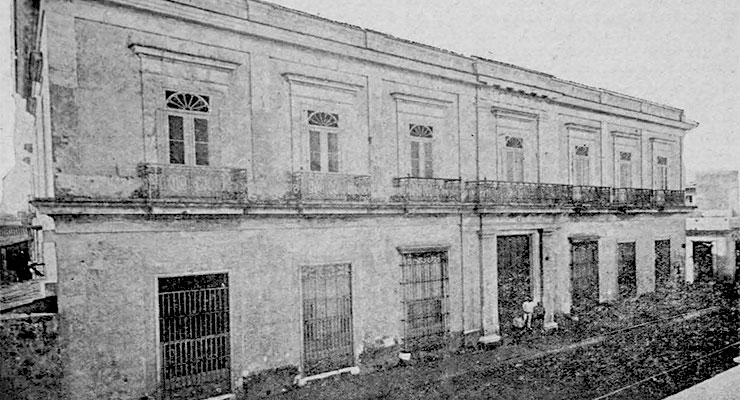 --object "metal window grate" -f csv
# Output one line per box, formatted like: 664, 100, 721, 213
301, 264, 354, 376
159, 274, 231, 400
400, 251, 449, 351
